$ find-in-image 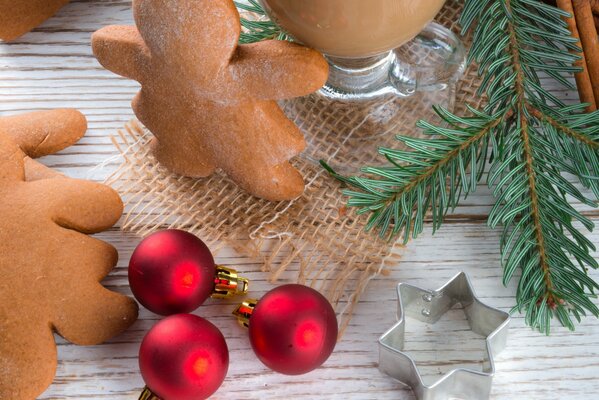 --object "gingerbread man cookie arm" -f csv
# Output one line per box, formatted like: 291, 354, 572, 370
0, 109, 86, 158
92, 25, 150, 82
30, 178, 124, 233
0, 109, 86, 180
231, 41, 329, 100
